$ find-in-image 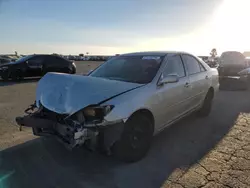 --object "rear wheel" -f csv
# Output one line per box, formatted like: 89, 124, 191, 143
197, 90, 213, 117
113, 114, 153, 162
